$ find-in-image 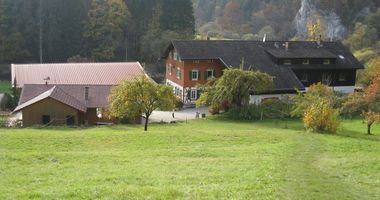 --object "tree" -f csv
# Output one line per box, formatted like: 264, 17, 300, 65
108, 76, 176, 131
222, 2, 244, 31
291, 83, 341, 134
303, 98, 340, 133
344, 22, 378, 51
342, 75, 380, 134
197, 68, 273, 108
358, 57, 380, 86
291, 82, 335, 117
307, 18, 325, 41
84, 0, 129, 61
